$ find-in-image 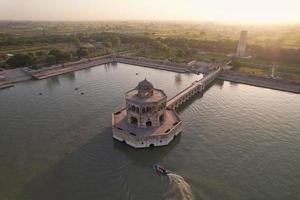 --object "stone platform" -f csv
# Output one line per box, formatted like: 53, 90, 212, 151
112, 108, 182, 148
